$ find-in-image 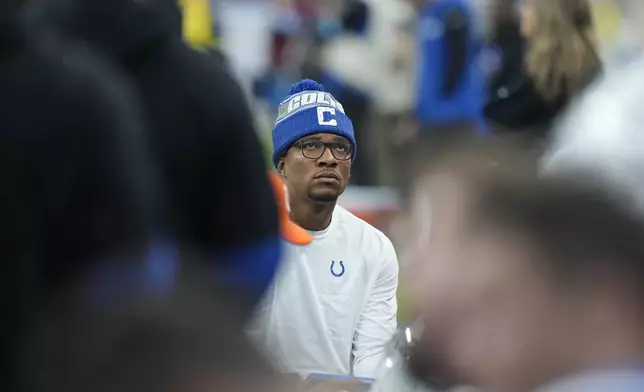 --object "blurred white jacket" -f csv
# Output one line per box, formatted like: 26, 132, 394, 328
320, 0, 416, 114
216, 0, 273, 95
542, 56, 644, 218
